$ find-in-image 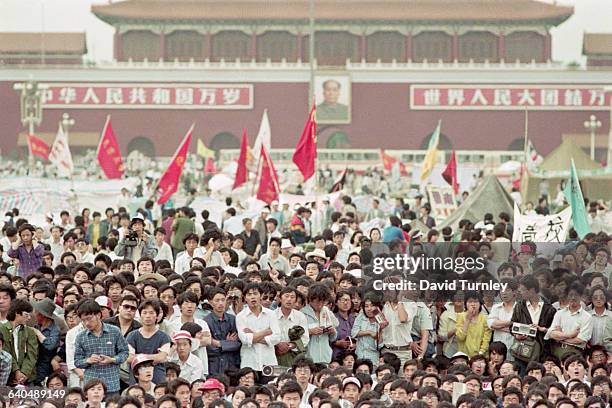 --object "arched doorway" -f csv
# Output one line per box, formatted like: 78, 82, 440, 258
420, 132, 453, 150
127, 136, 156, 157
209, 132, 240, 151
